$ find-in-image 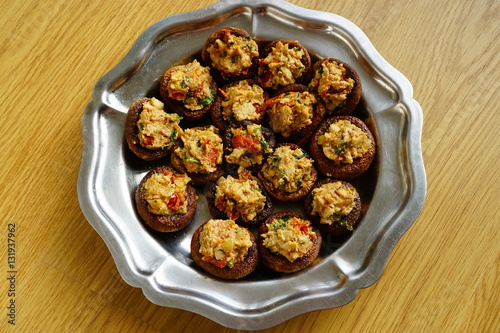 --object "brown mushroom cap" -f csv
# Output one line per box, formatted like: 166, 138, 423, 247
258, 211, 322, 273
257, 39, 312, 89
210, 79, 269, 132
309, 115, 375, 180
159, 65, 217, 122
222, 120, 276, 175
257, 143, 318, 202
205, 171, 273, 227
263, 83, 326, 146
170, 125, 225, 187
135, 166, 197, 232
304, 178, 362, 236
201, 27, 259, 84
124, 97, 172, 161
306, 57, 362, 116
190, 221, 259, 279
